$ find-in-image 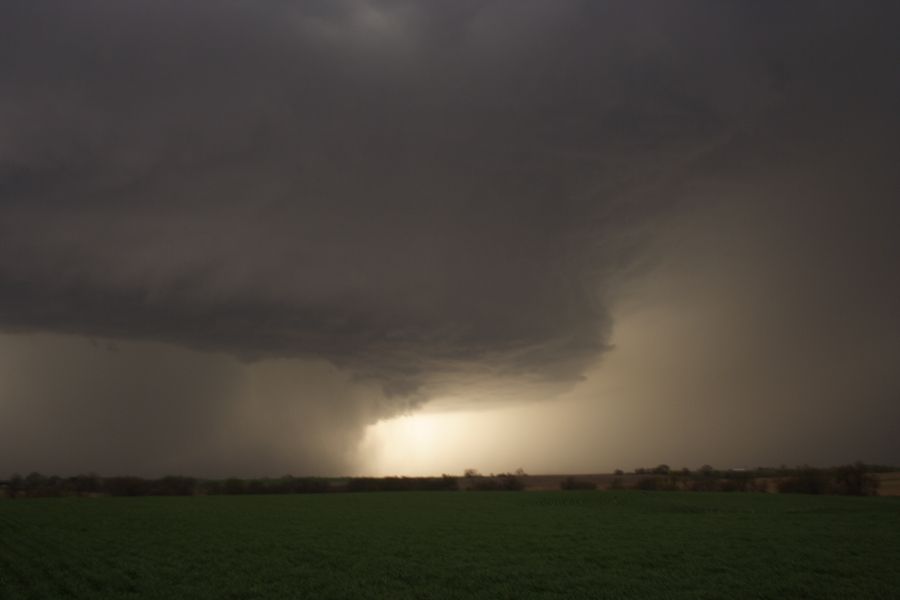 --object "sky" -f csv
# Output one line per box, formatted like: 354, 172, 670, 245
1, 1, 898, 477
